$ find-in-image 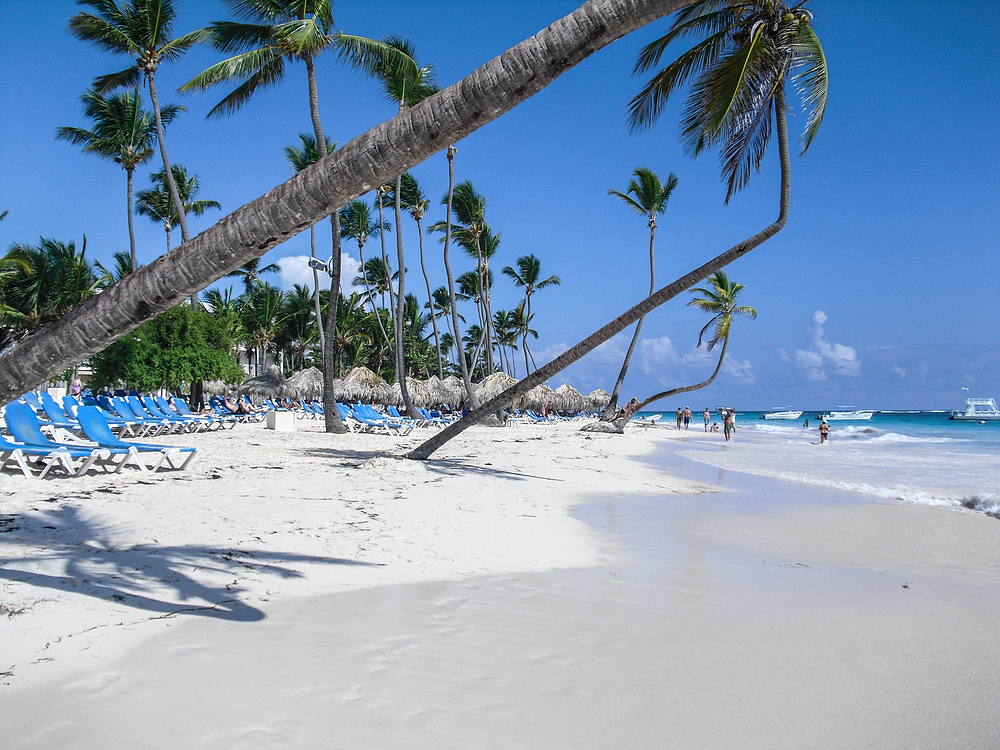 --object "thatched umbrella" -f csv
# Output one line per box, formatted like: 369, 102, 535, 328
440, 375, 467, 407
285, 367, 325, 401
586, 388, 611, 409
388, 377, 433, 408
237, 364, 288, 400
475, 372, 519, 404
340, 366, 391, 404
422, 375, 444, 405
521, 383, 556, 412
203, 379, 228, 396
554, 383, 587, 411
